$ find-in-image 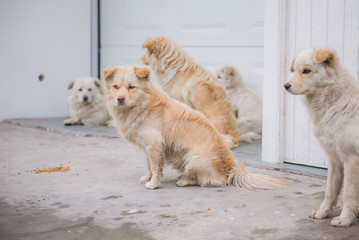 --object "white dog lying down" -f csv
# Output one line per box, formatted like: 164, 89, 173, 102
285, 48, 359, 227
102, 64, 287, 190
215, 64, 262, 143
64, 77, 112, 126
